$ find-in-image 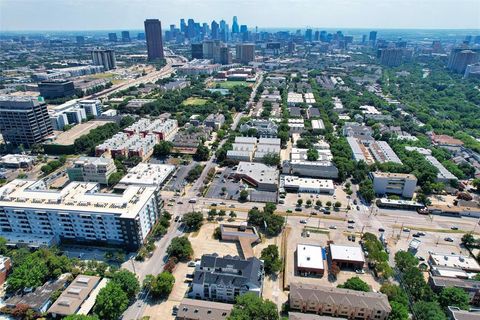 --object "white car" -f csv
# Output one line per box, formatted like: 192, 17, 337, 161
300, 219, 307, 224
329, 225, 337, 229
